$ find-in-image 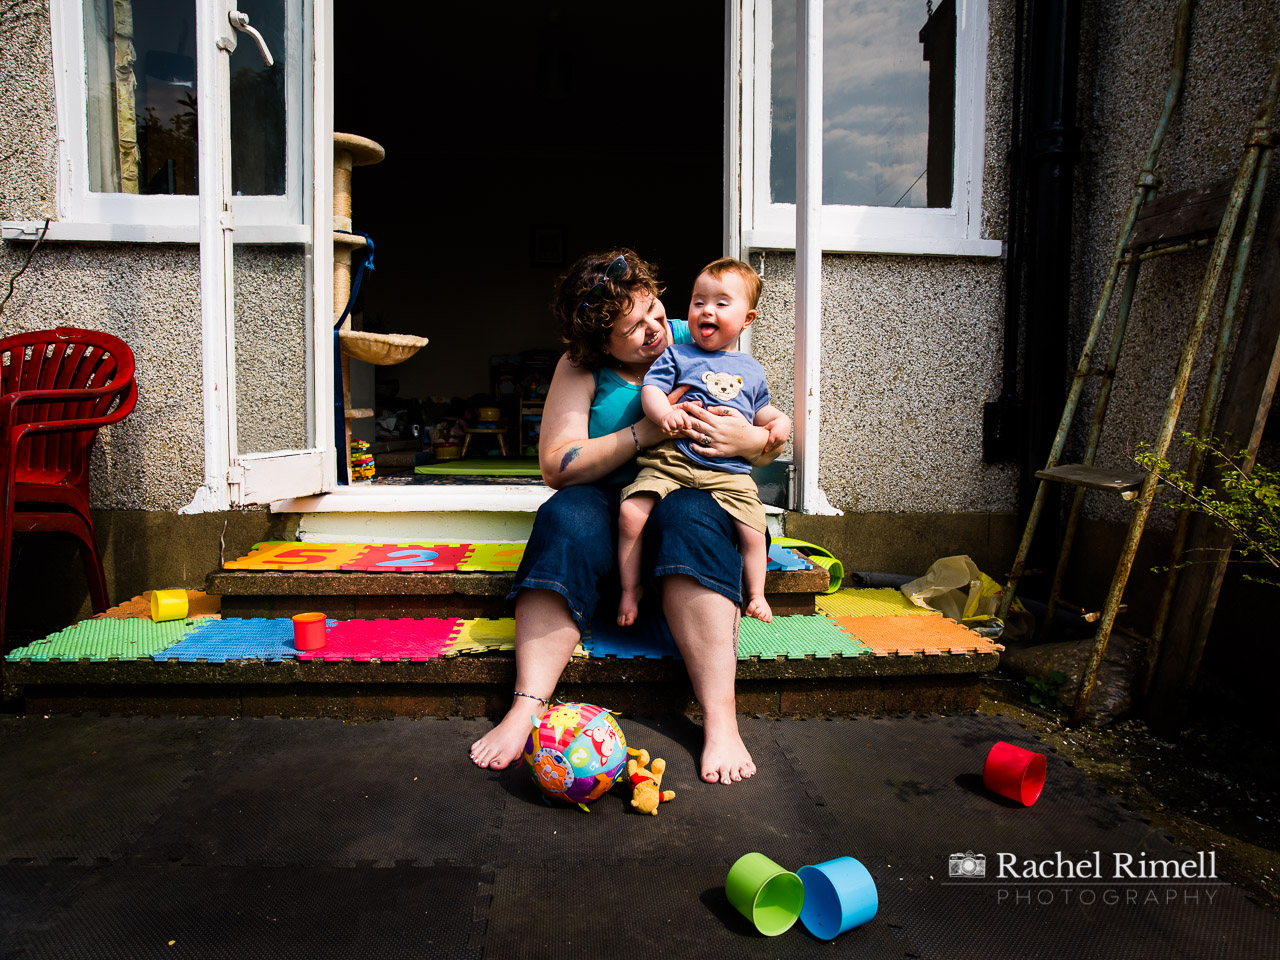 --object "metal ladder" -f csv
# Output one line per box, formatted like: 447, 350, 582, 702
996, 0, 1280, 724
